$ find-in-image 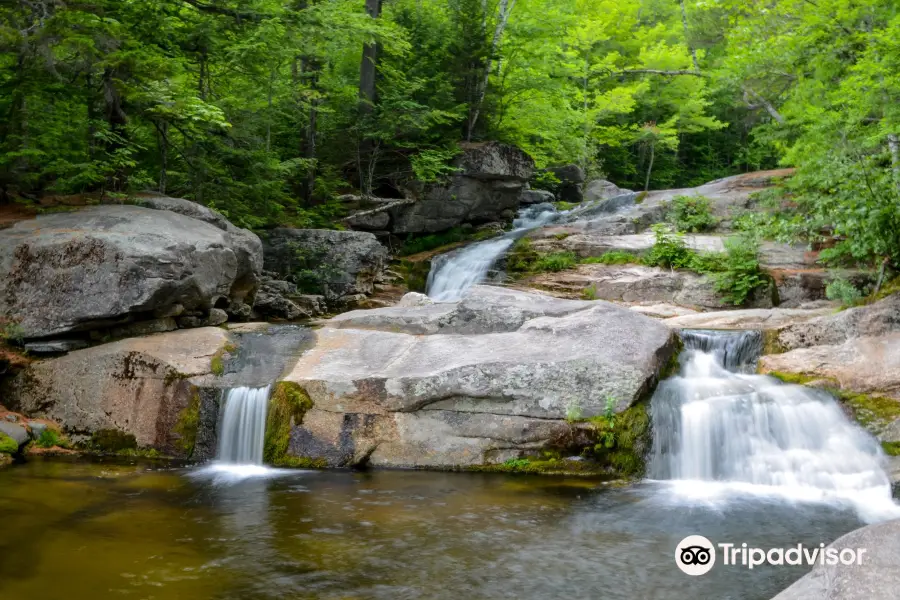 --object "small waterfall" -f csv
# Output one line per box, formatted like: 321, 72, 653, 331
217, 386, 271, 465
426, 204, 561, 301
649, 329, 900, 522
